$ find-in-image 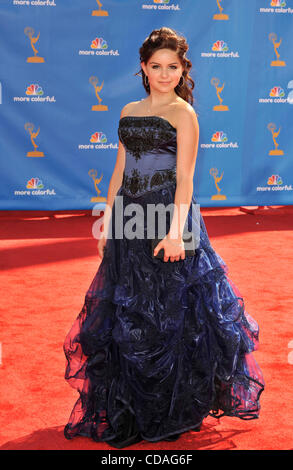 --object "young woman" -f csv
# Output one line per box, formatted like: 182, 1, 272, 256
63, 27, 265, 449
